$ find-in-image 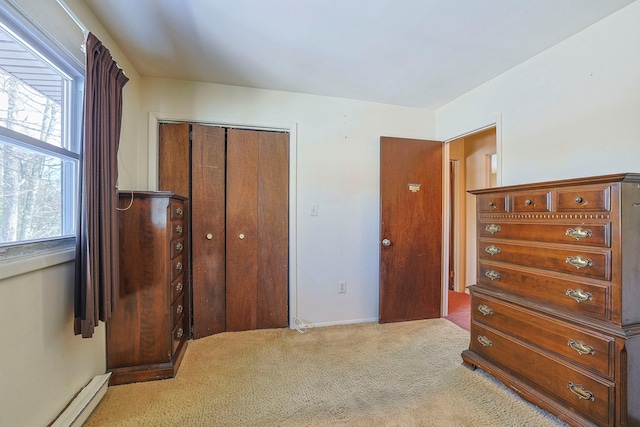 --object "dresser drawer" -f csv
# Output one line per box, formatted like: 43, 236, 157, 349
171, 292, 185, 329
472, 293, 614, 378
479, 221, 610, 248
478, 261, 611, 321
171, 237, 185, 259
470, 323, 614, 426
171, 255, 184, 282
479, 239, 611, 280
555, 185, 610, 212
511, 190, 551, 212
172, 315, 185, 355
172, 220, 185, 240
478, 194, 508, 213
170, 200, 185, 220
170, 275, 185, 304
